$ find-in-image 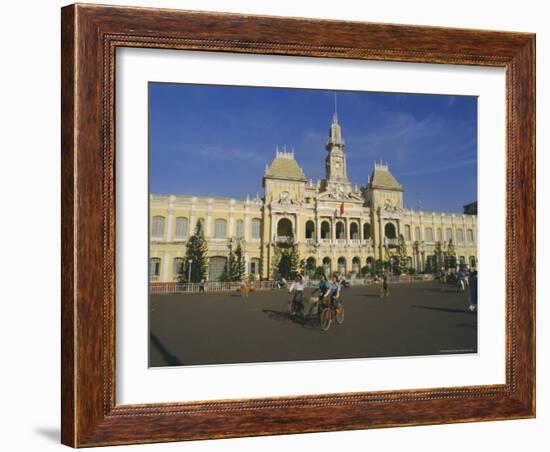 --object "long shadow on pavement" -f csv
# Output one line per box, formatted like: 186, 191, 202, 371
150, 333, 183, 366
261, 309, 321, 331
411, 305, 470, 315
